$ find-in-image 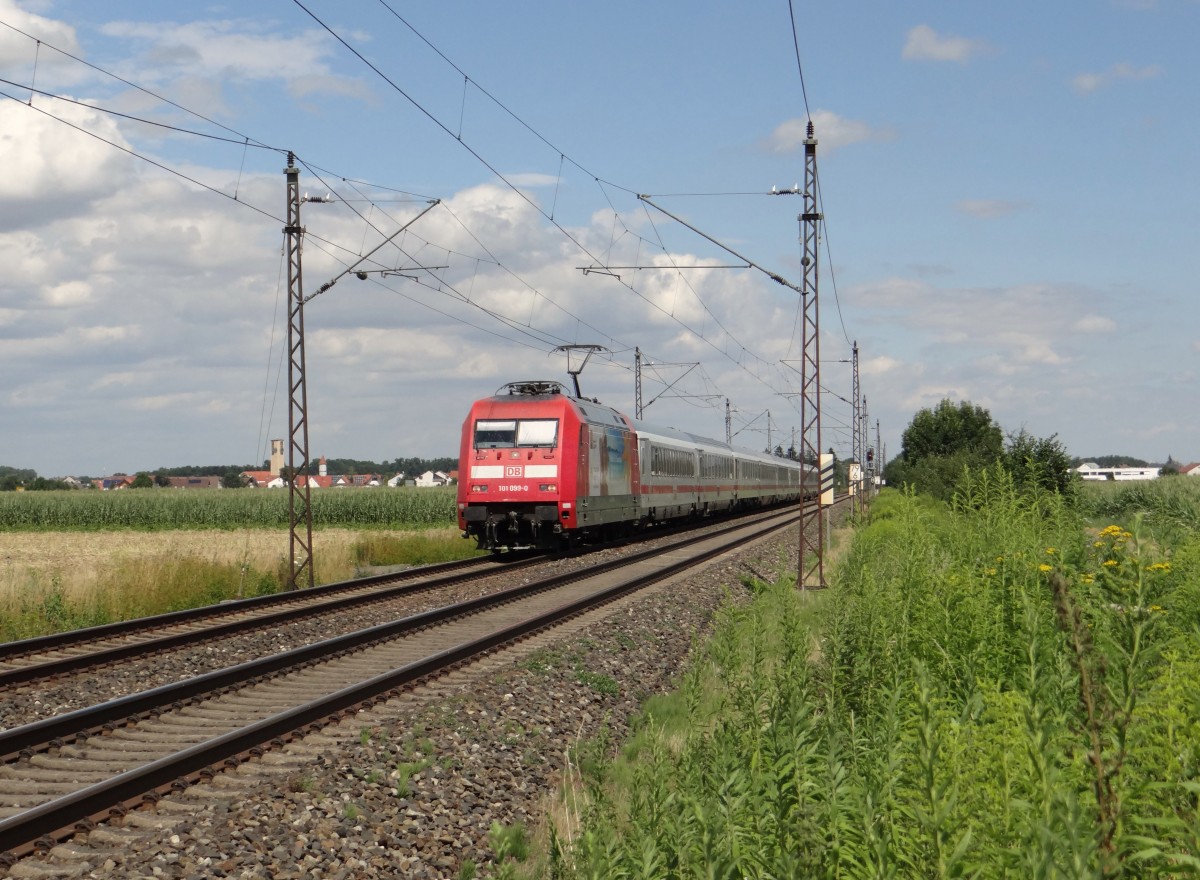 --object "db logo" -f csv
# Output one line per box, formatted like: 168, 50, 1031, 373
505, 466, 523, 477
